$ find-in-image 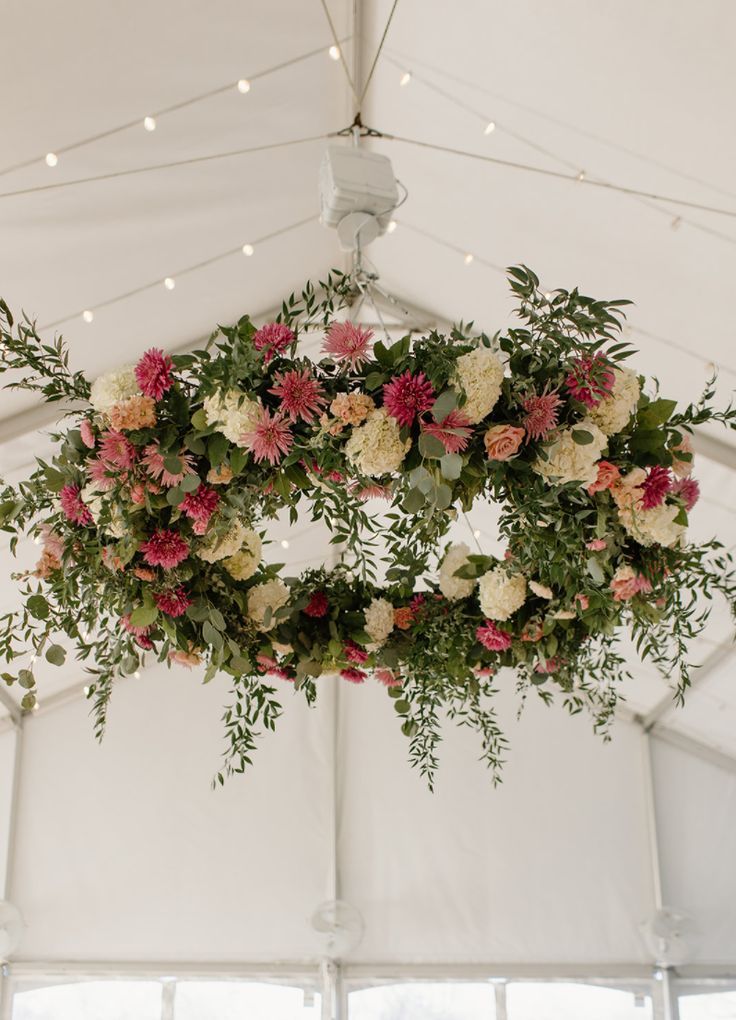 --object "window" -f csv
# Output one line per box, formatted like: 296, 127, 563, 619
174, 981, 320, 1019
349, 982, 496, 1019
678, 990, 736, 1018
12, 980, 163, 1020
505, 982, 652, 1019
